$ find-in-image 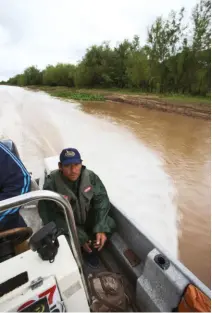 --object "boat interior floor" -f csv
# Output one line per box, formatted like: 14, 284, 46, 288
82, 245, 138, 312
